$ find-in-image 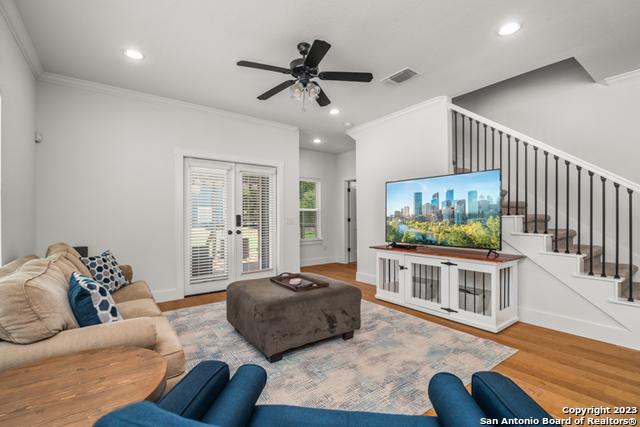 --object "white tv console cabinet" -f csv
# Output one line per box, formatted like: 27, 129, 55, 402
372, 245, 524, 333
